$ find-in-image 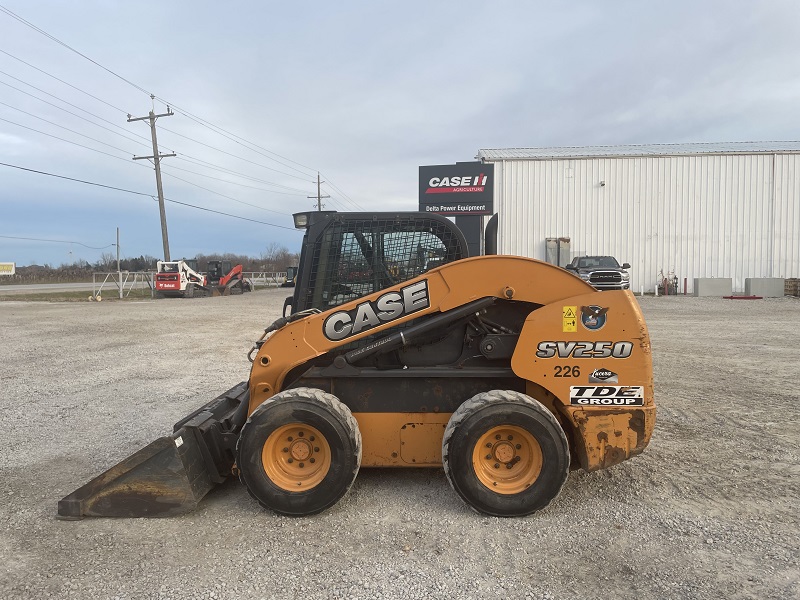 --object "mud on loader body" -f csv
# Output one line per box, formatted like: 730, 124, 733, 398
58, 211, 654, 519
